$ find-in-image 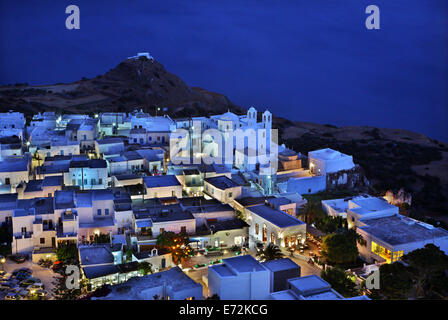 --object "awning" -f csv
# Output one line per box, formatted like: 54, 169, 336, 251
136, 220, 153, 228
